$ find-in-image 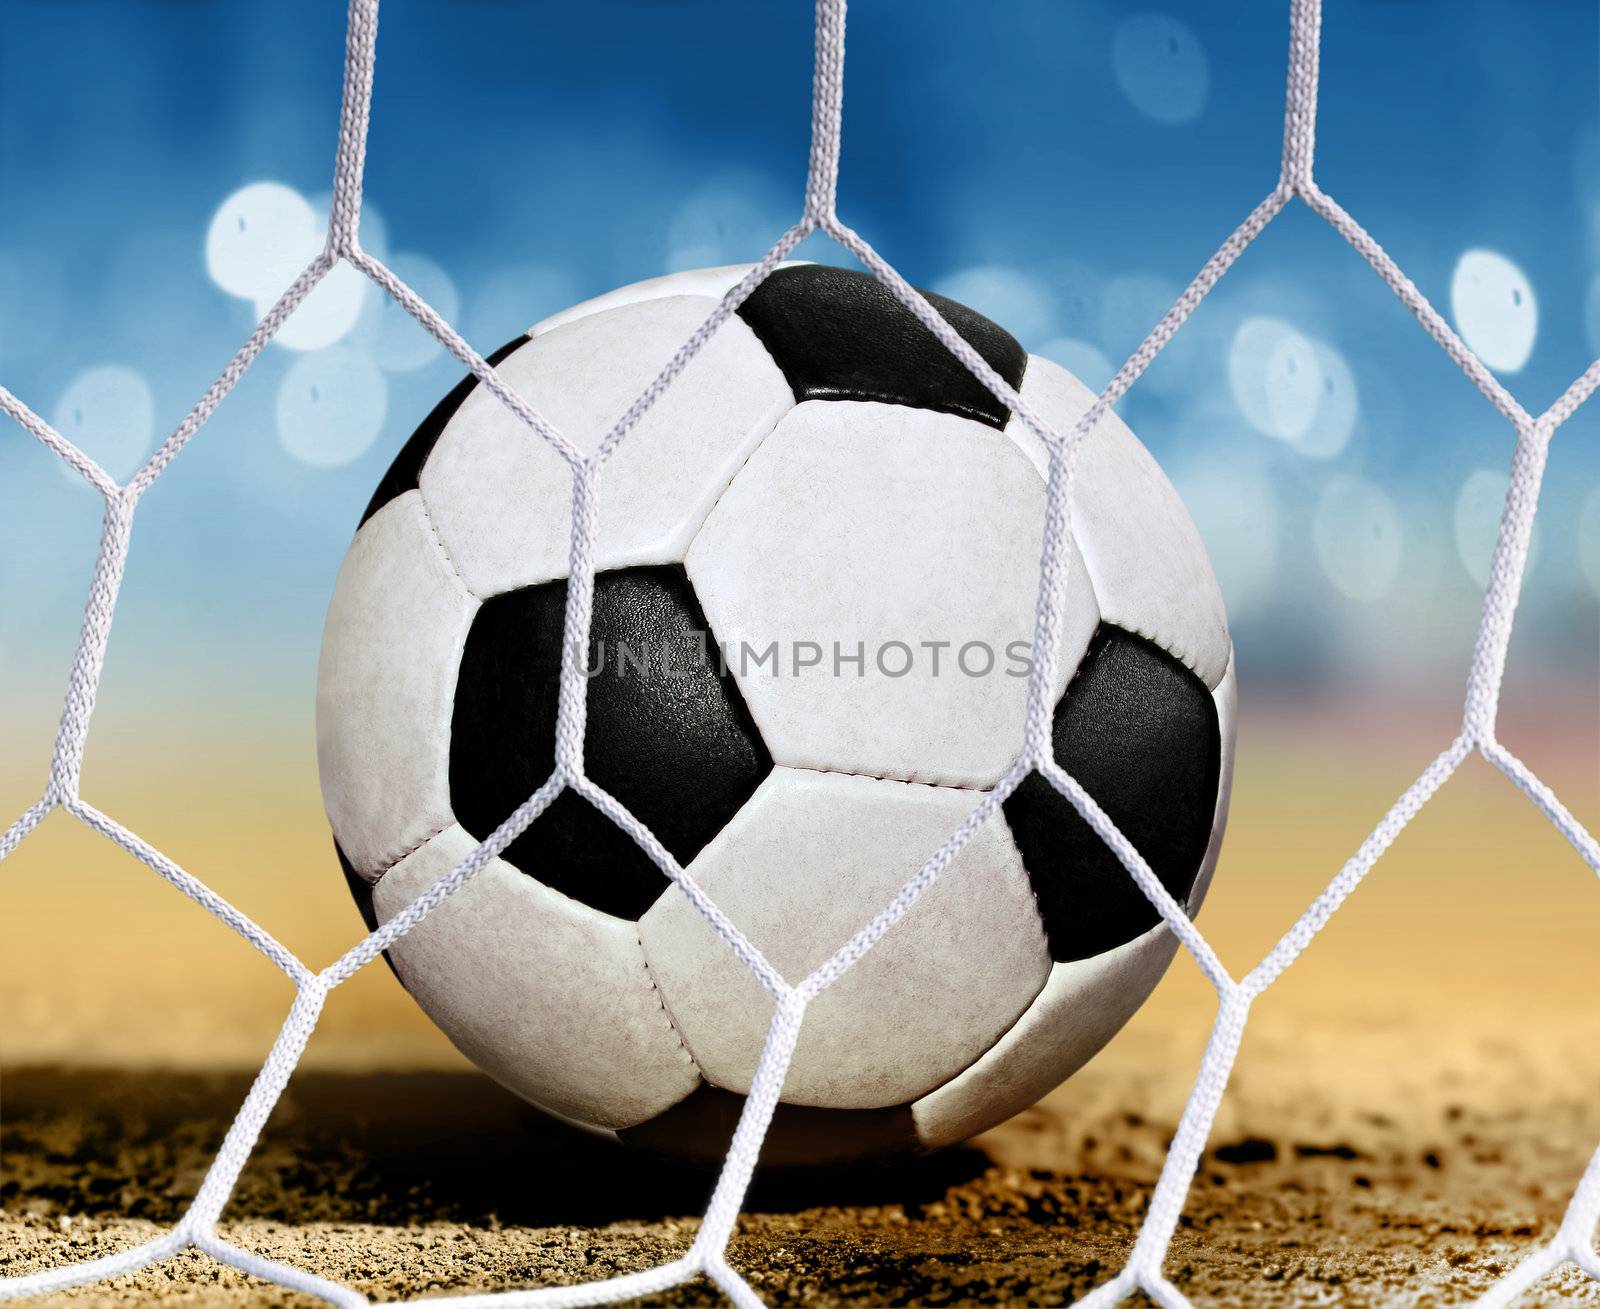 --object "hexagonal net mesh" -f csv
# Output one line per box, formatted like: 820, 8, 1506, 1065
2, 1, 1598, 1305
